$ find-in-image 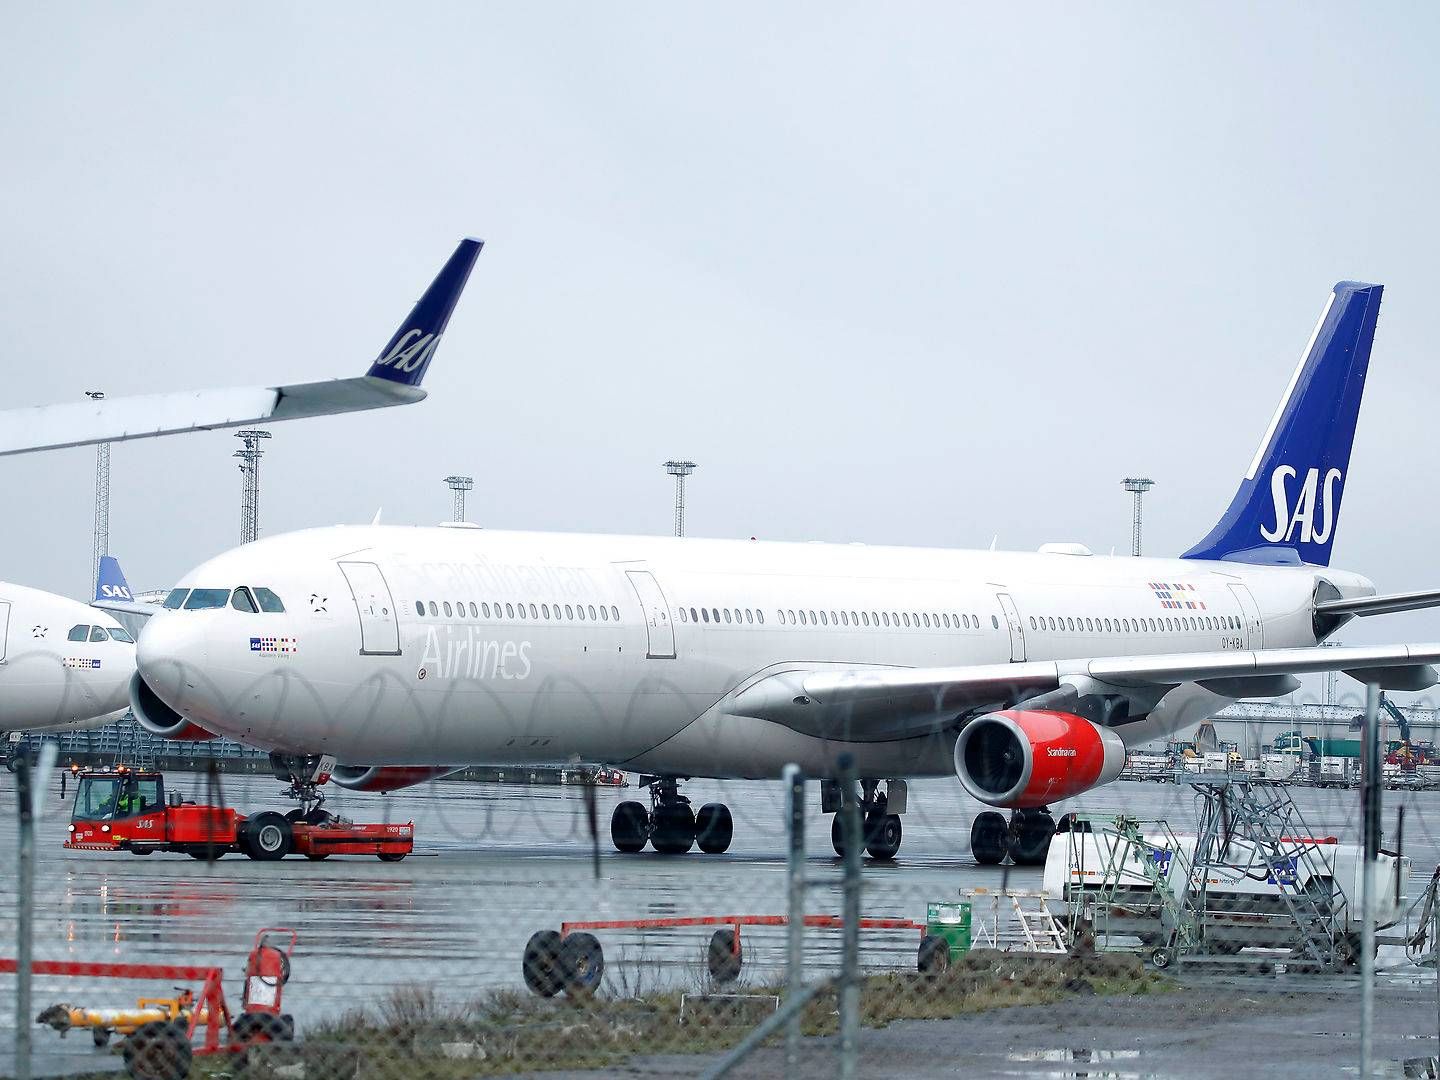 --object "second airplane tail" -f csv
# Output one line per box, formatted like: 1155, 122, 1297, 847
1182, 280, 1383, 567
